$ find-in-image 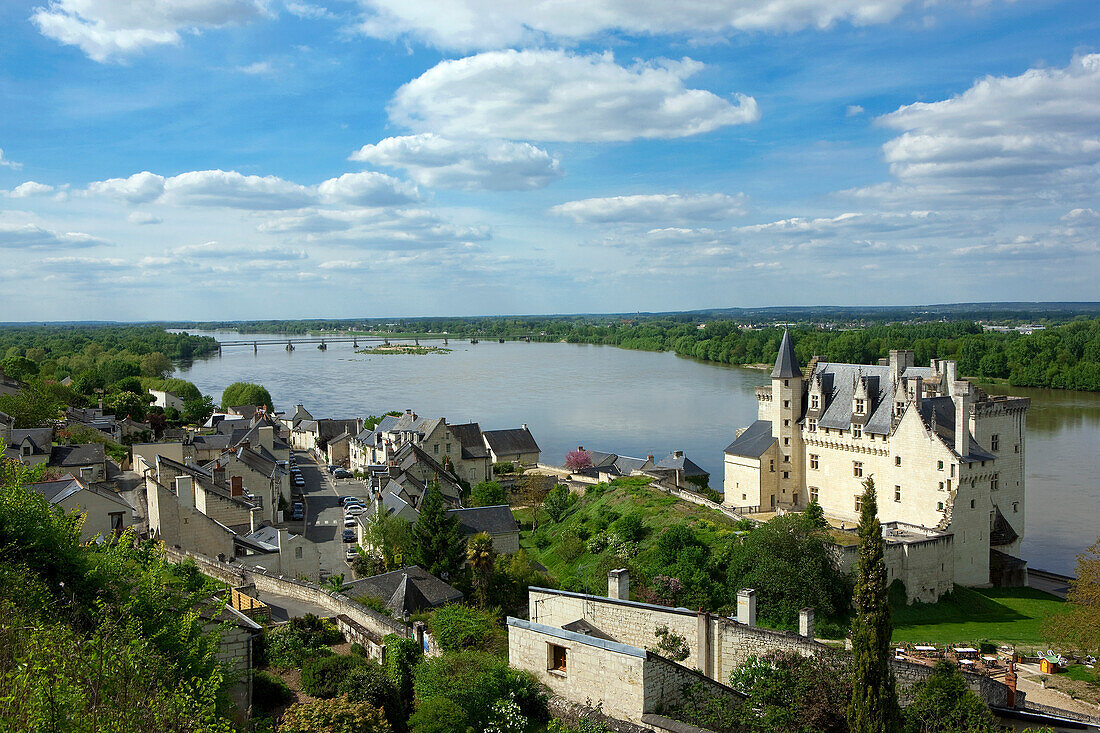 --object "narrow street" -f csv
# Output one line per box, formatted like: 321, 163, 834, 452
295, 450, 372, 580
